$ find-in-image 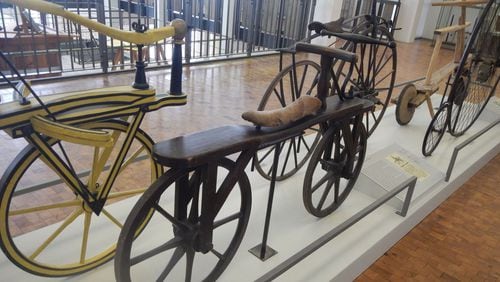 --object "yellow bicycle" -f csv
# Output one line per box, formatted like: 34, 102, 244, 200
0, 0, 186, 276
